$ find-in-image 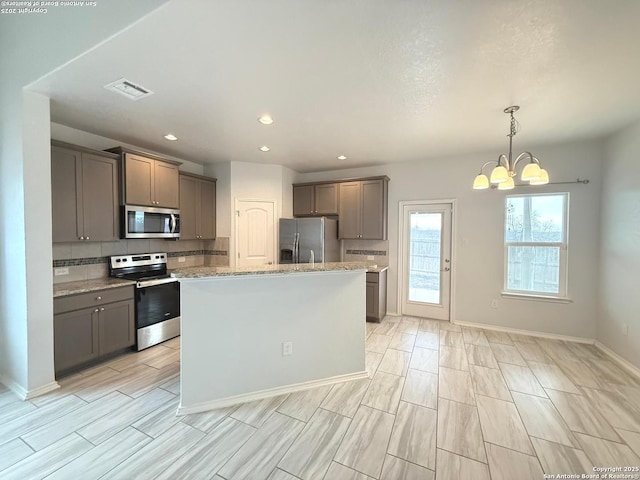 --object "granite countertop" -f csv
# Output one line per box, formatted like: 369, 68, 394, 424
171, 261, 371, 279
367, 265, 388, 273
53, 278, 136, 298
